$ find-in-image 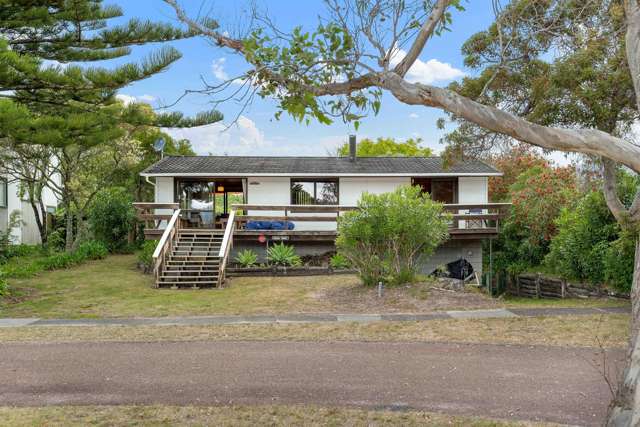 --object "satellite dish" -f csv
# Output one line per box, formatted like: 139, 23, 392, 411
153, 138, 166, 159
